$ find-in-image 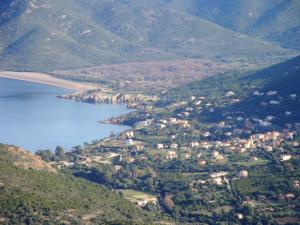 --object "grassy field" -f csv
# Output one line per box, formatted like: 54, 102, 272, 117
232, 158, 269, 167
119, 189, 157, 204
